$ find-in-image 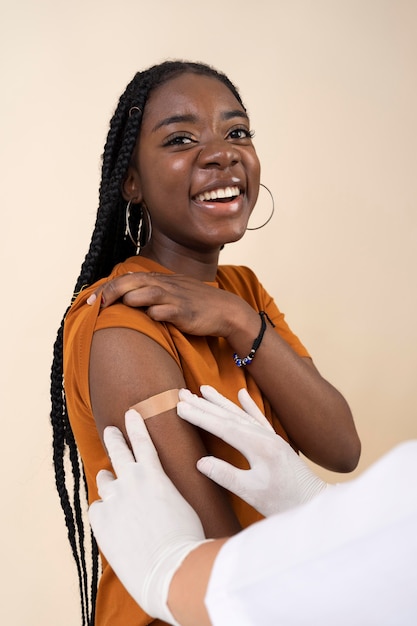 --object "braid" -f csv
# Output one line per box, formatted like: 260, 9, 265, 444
50, 320, 92, 624
50, 59, 245, 624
